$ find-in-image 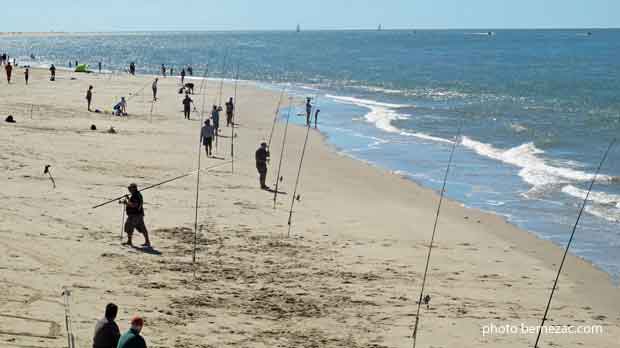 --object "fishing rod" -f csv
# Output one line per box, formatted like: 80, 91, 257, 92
91, 161, 230, 210
533, 138, 616, 348
125, 79, 152, 102
61, 287, 76, 348
267, 86, 287, 149
273, 98, 294, 209
231, 63, 240, 174
217, 49, 230, 108
286, 98, 318, 236
193, 65, 211, 265
411, 125, 462, 348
